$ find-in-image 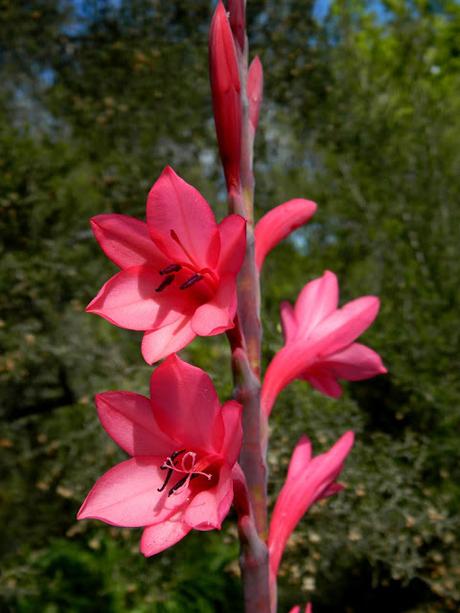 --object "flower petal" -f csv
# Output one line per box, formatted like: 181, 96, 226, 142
141, 317, 196, 365
294, 271, 339, 338
146, 166, 220, 270
77, 457, 189, 527
95, 391, 177, 457
311, 296, 381, 356
302, 370, 343, 398
254, 198, 317, 271
184, 465, 233, 530
90, 214, 167, 270
317, 342, 387, 381
86, 266, 190, 331
261, 344, 305, 416
280, 301, 298, 343
150, 355, 225, 455
286, 435, 312, 481
140, 514, 192, 557
217, 214, 246, 276
221, 400, 243, 465
191, 275, 237, 336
